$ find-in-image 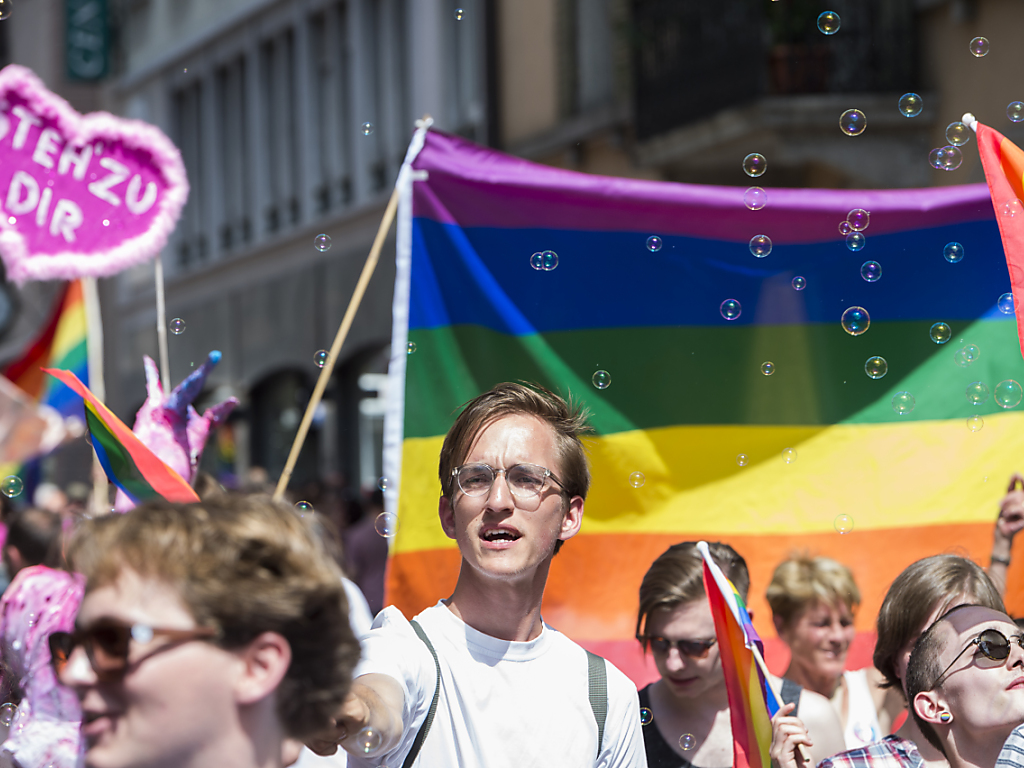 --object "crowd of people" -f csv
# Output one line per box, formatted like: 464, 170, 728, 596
0, 381, 1021, 768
